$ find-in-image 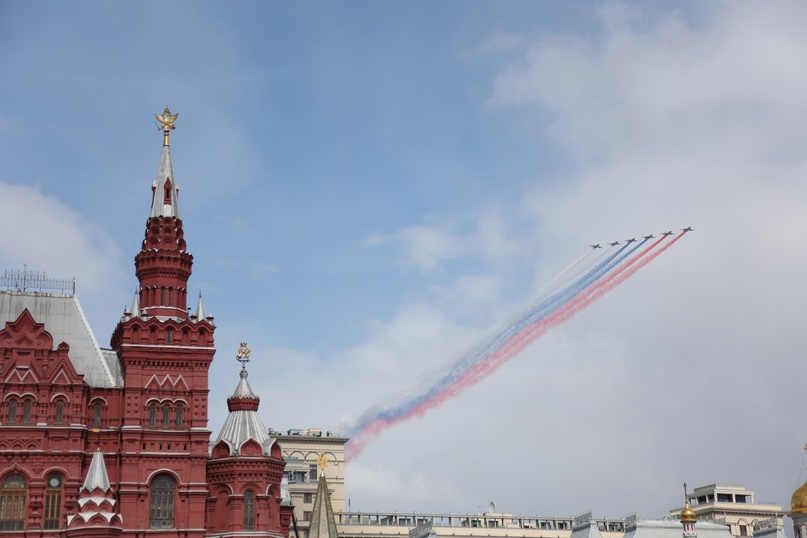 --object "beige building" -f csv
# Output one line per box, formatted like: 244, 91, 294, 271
275, 428, 349, 538
669, 485, 783, 537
